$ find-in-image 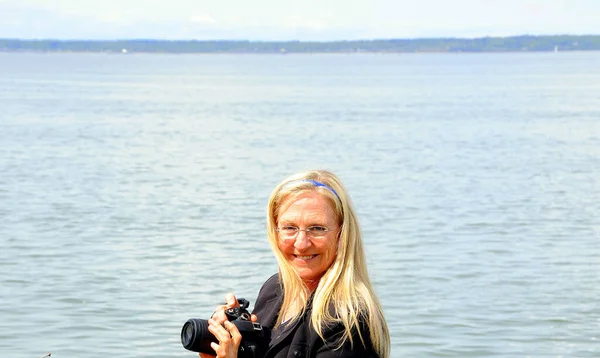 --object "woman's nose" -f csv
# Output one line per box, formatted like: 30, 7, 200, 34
293, 230, 312, 249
